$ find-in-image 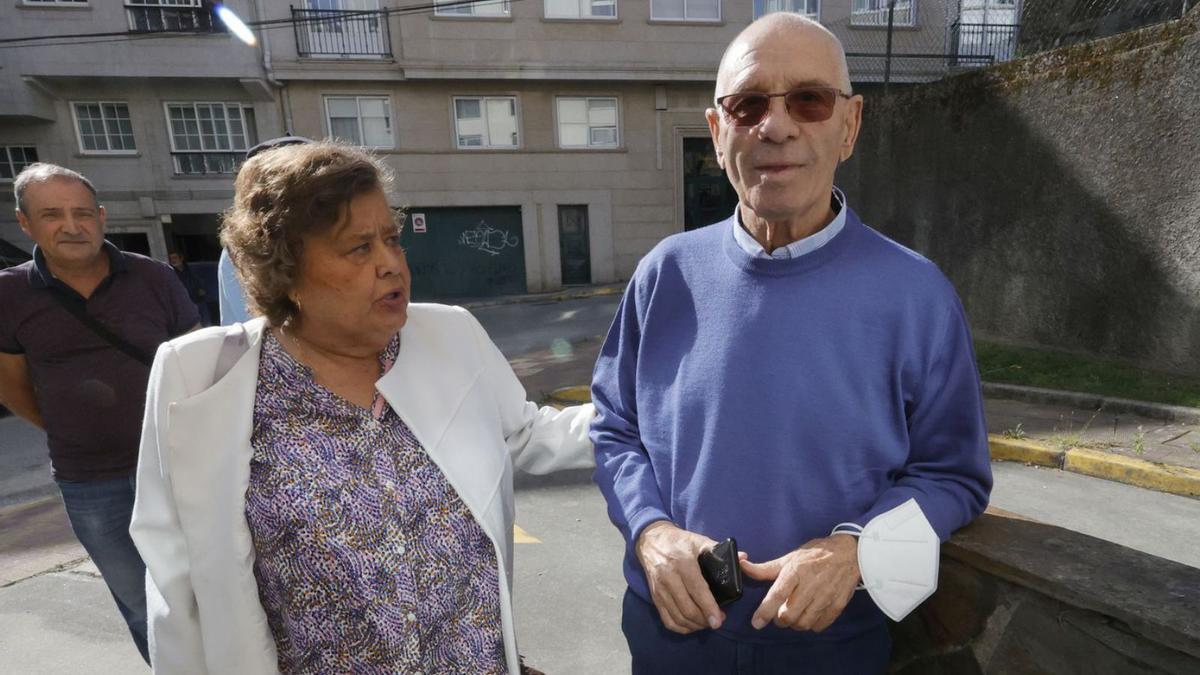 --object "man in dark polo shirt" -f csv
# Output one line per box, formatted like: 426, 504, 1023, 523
0, 163, 198, 664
